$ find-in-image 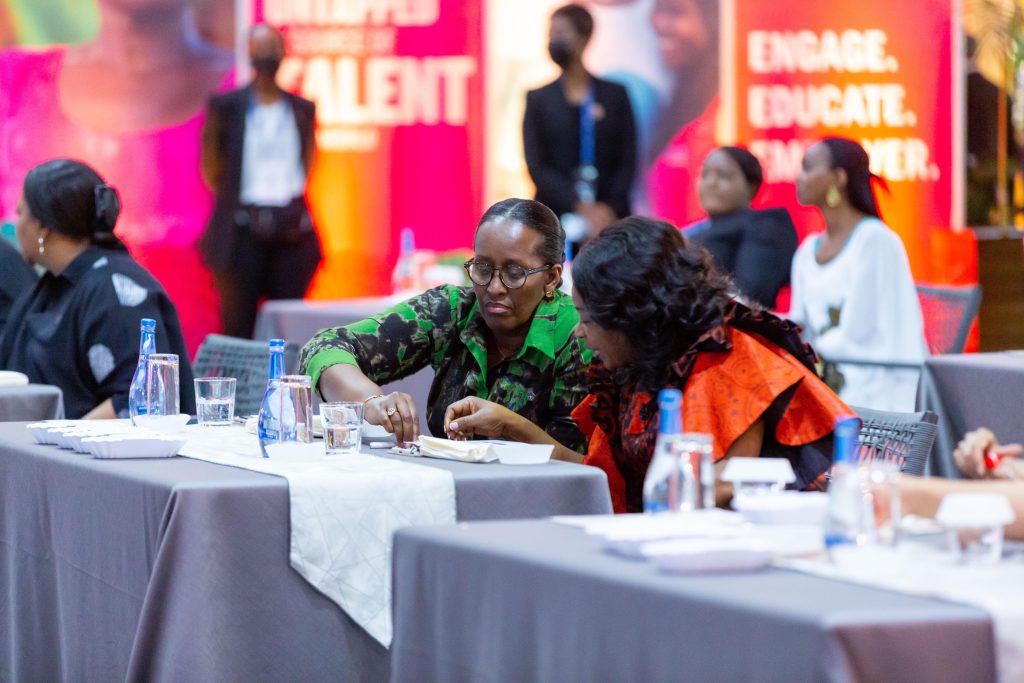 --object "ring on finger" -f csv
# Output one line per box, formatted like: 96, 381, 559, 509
386, 406, 397, 416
